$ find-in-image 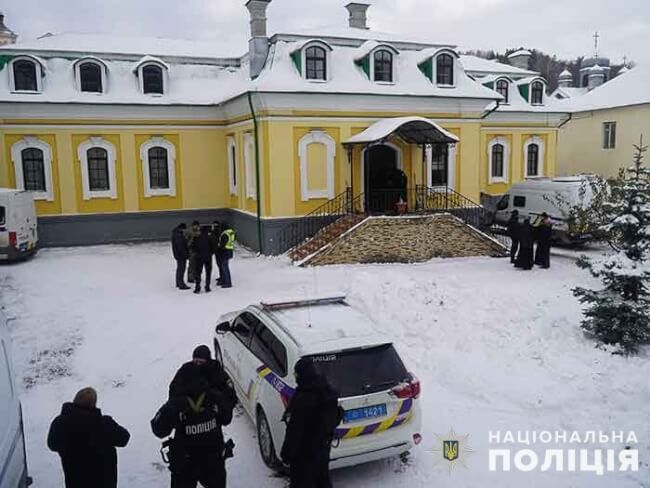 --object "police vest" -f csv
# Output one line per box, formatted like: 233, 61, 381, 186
221, 229, 235, 250
177, 393, 222, 448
